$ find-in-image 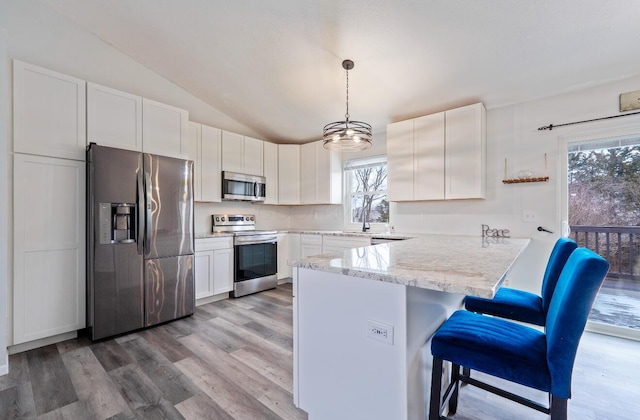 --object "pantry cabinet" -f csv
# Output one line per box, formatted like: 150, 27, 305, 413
87, 82, 142, 151
13, 154, 86, 345
13, 60, 86, 161
300, 140, 342, 205
264, 141, 279, 204
187, 122, 222, 202
387, 102, 485, 201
